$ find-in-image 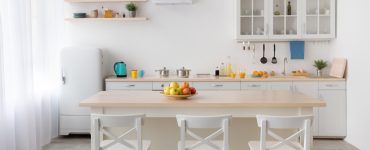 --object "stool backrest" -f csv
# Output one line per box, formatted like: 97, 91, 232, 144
256, 115, 313, 150
176, 114, 232, 150
92, 114, 145, 150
